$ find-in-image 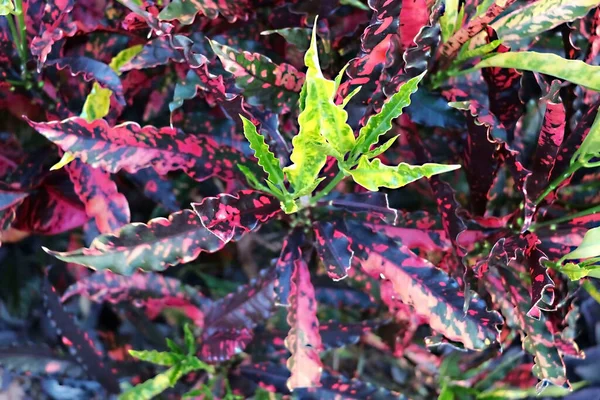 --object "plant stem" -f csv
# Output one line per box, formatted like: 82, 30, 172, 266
582, 280, 600, 304
310, 171, 345, 205
12, 0, 29, 80
531, 204, 600, 231
534, 161, 582, 206
5, 15, 22, 60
